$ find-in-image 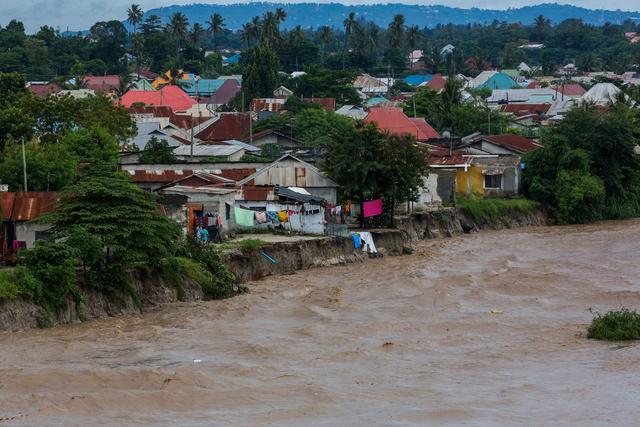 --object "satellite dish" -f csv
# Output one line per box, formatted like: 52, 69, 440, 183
442, 130, 451, 139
